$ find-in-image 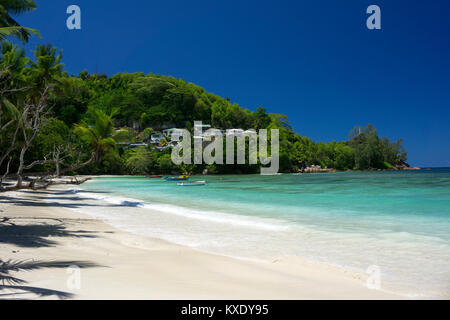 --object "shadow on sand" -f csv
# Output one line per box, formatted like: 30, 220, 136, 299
0, 259, 101, 299
0, 212, 105, 299
0, 218, 98, 248
0, 190, 144, 209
